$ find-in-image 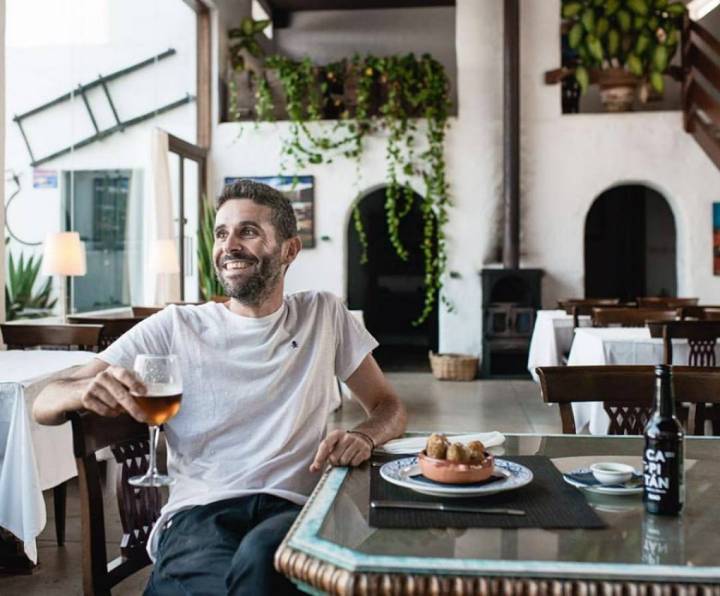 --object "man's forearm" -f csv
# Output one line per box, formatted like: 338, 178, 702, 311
352, 395, 407, 447
33, 377, 89, 426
